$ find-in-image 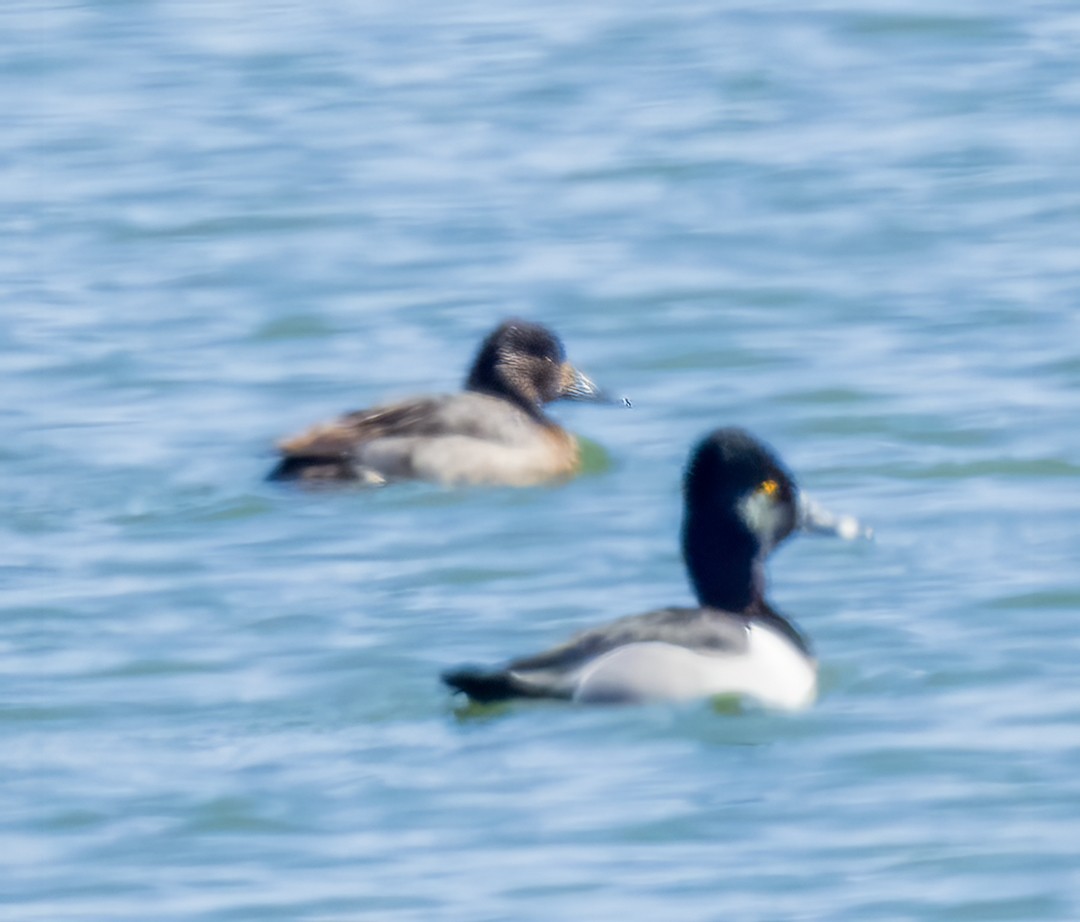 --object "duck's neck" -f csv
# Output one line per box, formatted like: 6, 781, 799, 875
682, 512, 811, 655
465, 368, 548, 423
681, 512, 764, 614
